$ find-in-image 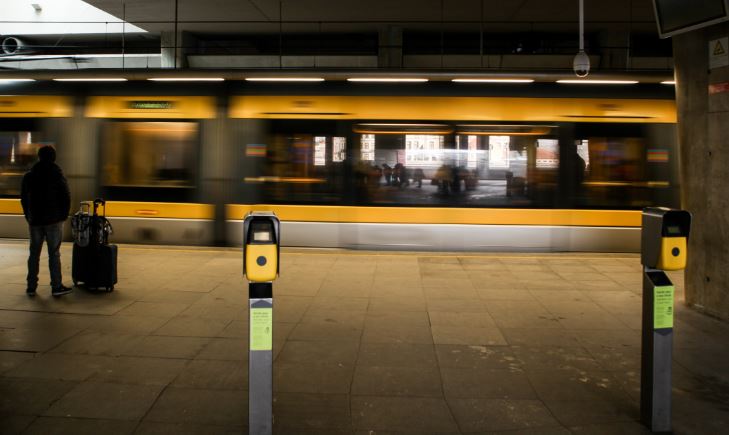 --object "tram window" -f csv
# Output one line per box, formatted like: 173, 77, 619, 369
0, 130, 49, 197
332, 137, 346, 162
101, 122, 198, 188
248, 120, 346, 205
574, 127, 679, 209
576, 139, 590, 171
352, 124, 559, 207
